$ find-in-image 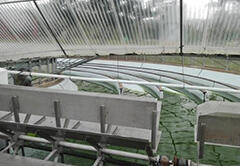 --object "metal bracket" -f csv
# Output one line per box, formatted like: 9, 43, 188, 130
0, 131, 25, 156
92, 156, 104, 166
44, 149, 58, 161
86, 137, 105, 166
43, 138, 64, 163
1, 142, 16, 153
6, 96, 25, 156
51, 100, 64, 163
